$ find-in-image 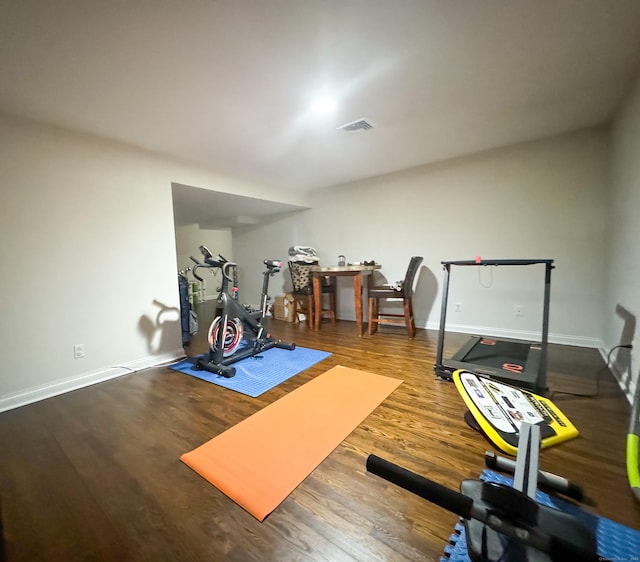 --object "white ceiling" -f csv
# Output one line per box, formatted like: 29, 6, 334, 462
171, 183, 307, 228
3, 1, 640, 222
